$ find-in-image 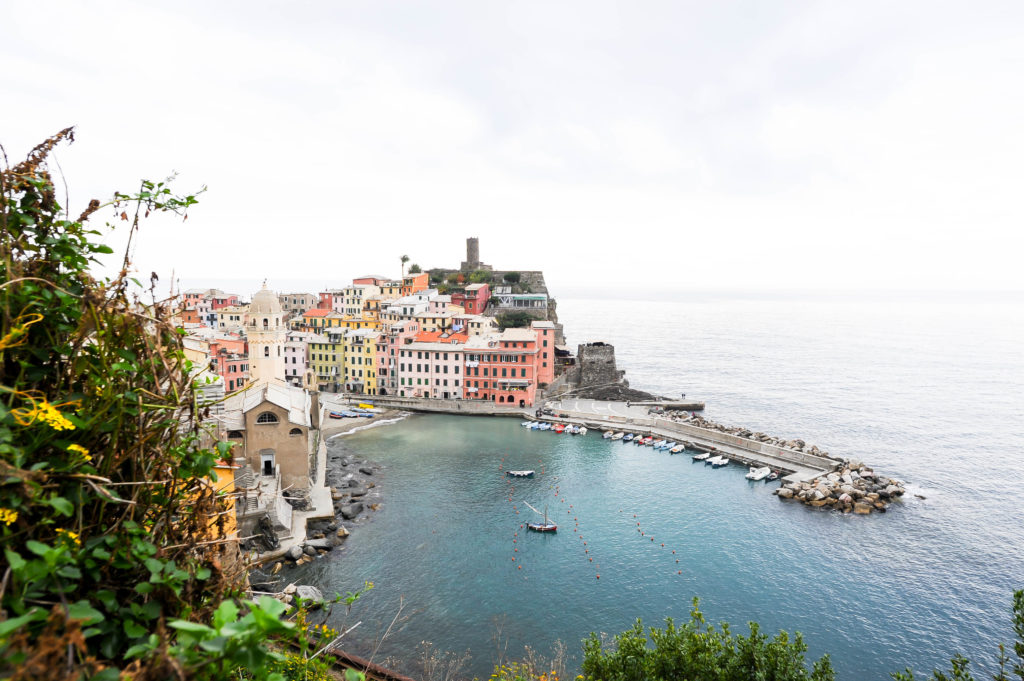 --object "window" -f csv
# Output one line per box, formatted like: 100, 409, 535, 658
455, 366, 459, 374
256, 412, 279, 424
521, 369, 526, 377
264, 347, 270, 357
289, 427, 303, 436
